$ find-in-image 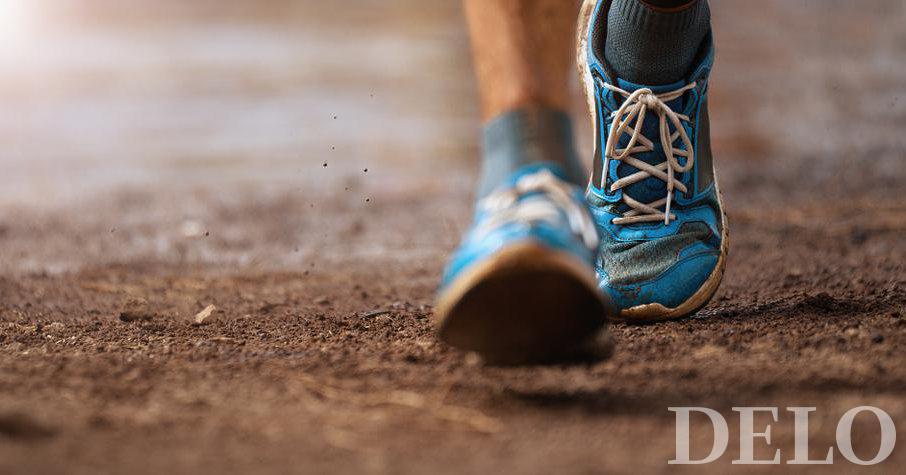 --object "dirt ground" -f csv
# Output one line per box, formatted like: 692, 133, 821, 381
1, 1, 905, 473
